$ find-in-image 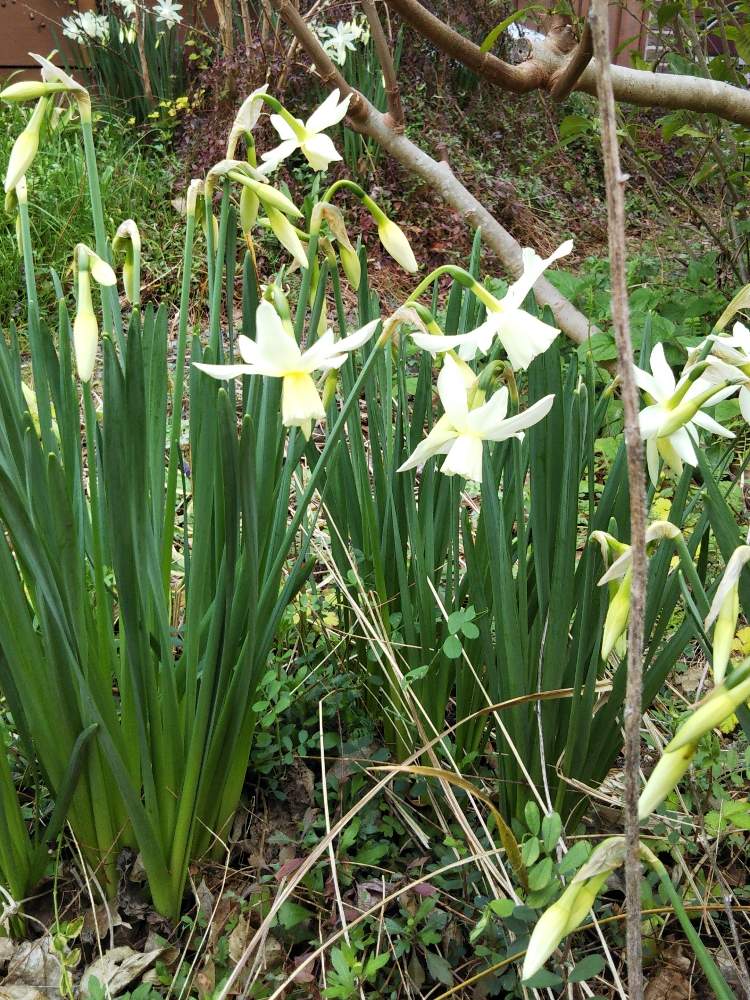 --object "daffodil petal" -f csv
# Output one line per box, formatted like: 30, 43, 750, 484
194, 362, 256, 380
306, 88, 350, 132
